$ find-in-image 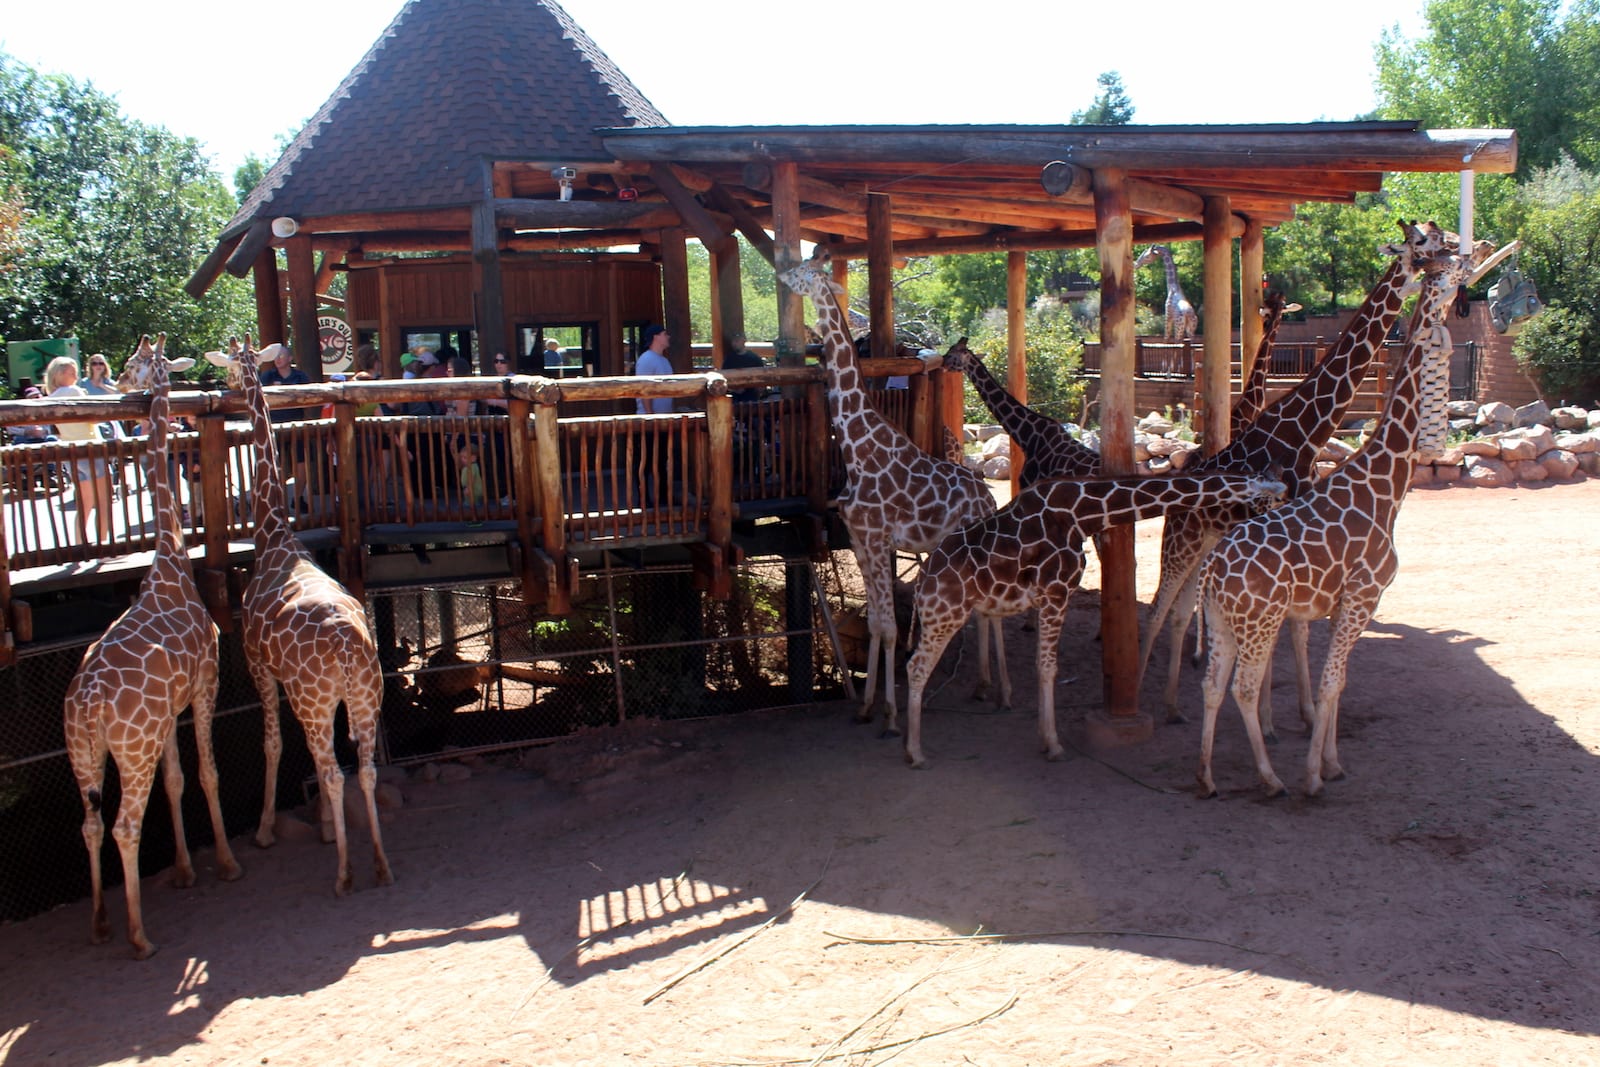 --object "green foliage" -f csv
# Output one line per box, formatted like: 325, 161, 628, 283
0, 52, 254, 362
1513, 305, 1600, 403
964, 294, 1088, 425
1265, 197, 1395, 313
1072, 72, 1136, 125
1374, 0, 1600, 175
685, 237, 780, 346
